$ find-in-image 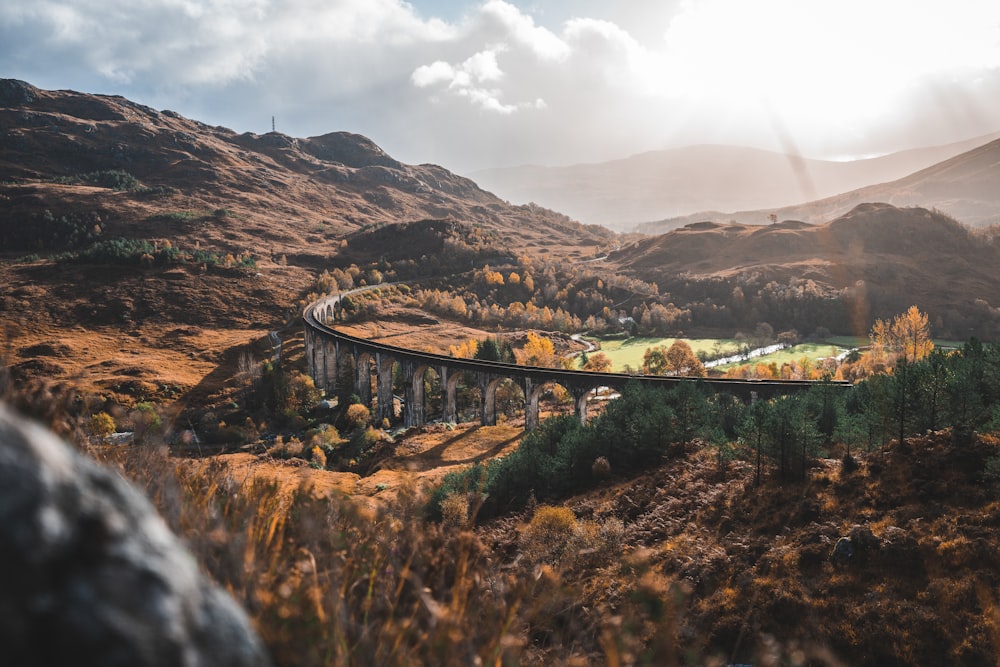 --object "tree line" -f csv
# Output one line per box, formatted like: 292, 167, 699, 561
432, 336, 1000, 520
